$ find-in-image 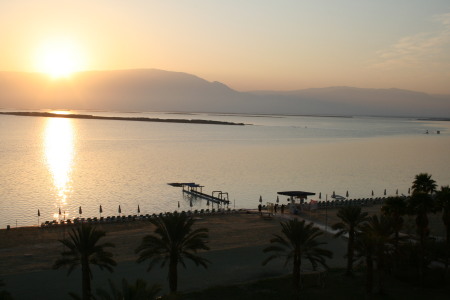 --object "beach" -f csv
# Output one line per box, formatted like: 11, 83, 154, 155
0, 206, 370, 299
1, 203, 447, 299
